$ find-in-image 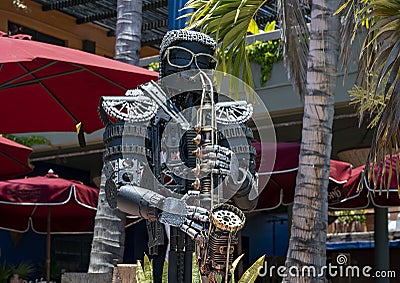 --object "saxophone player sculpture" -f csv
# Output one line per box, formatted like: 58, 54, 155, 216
99, 29, 258, 283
